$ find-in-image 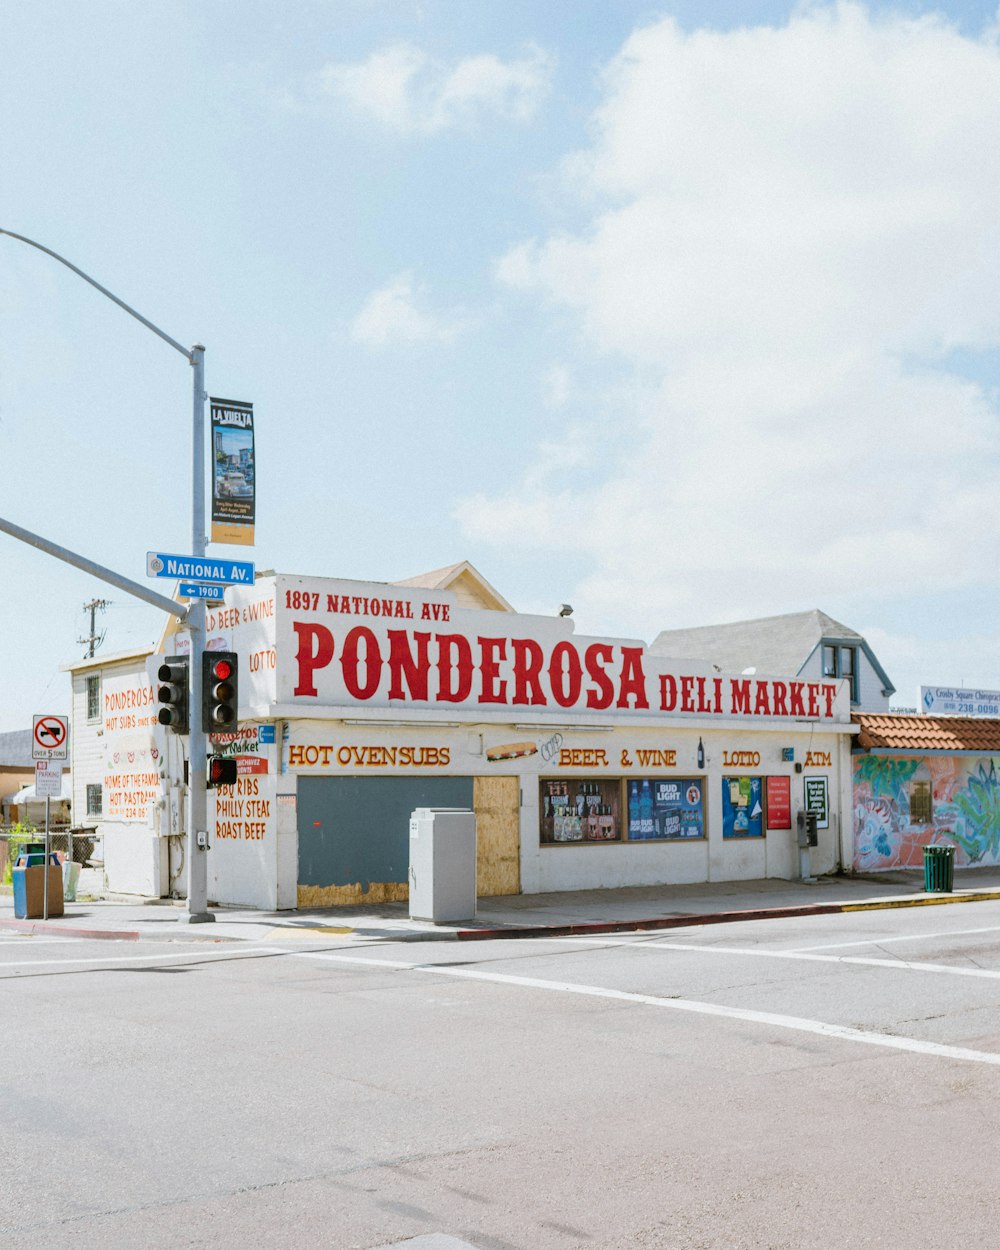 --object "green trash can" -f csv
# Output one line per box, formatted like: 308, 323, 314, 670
924, 844, 955, 893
